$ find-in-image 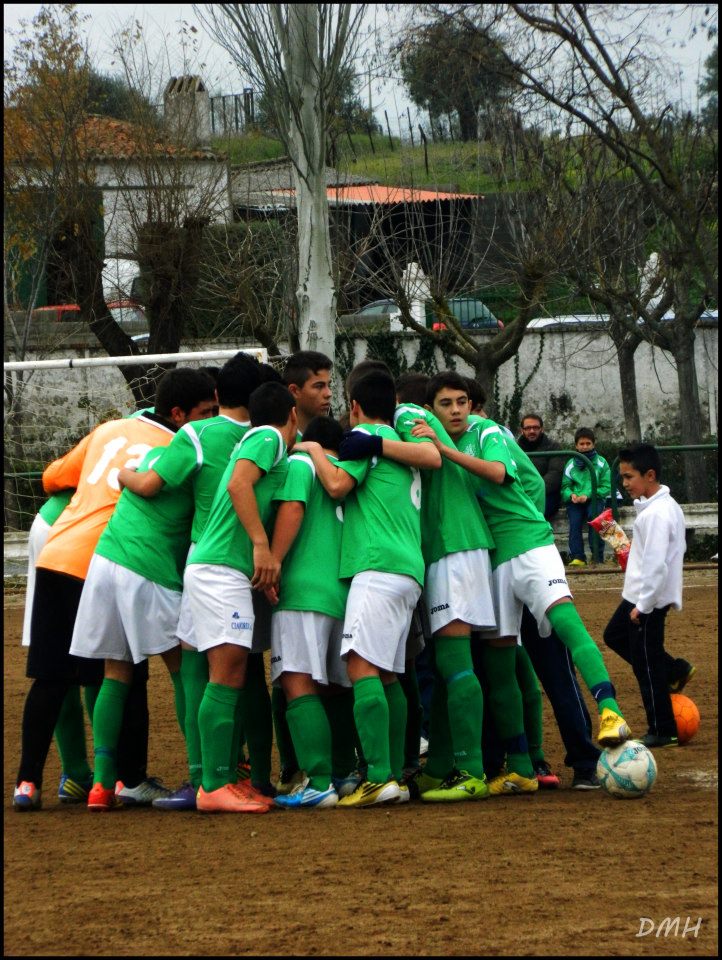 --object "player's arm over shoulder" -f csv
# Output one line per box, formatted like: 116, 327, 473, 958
42, 430, 93, 492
